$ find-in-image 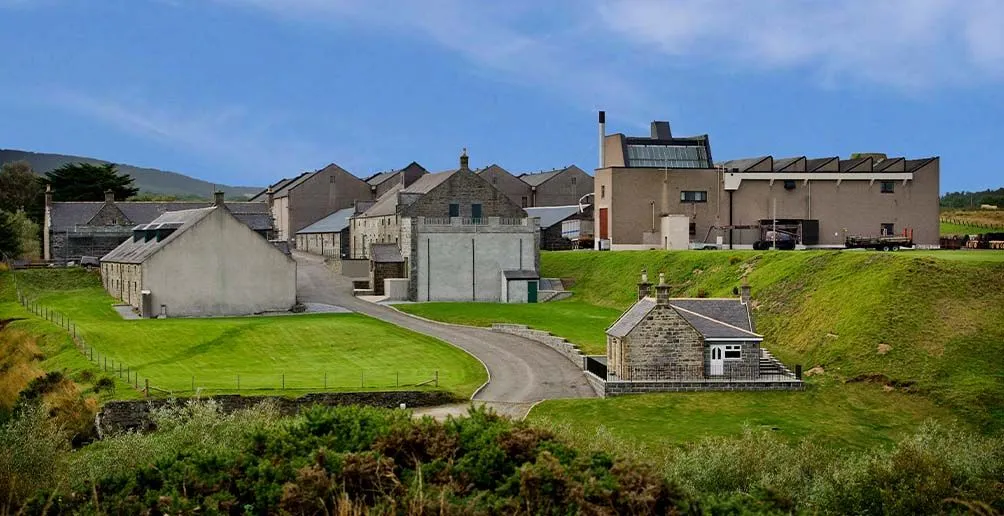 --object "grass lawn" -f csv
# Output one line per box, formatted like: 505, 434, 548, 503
529, 378, 959, 451
940, 221, 1000, 236
900, 249, 1004, 262
396, 300, 620, 355
5, 269, 486, 397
